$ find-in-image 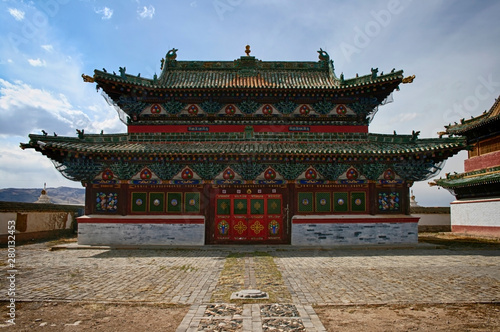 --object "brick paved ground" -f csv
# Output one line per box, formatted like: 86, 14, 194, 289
274, 249, 500, 305
2, 241, 499, 331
